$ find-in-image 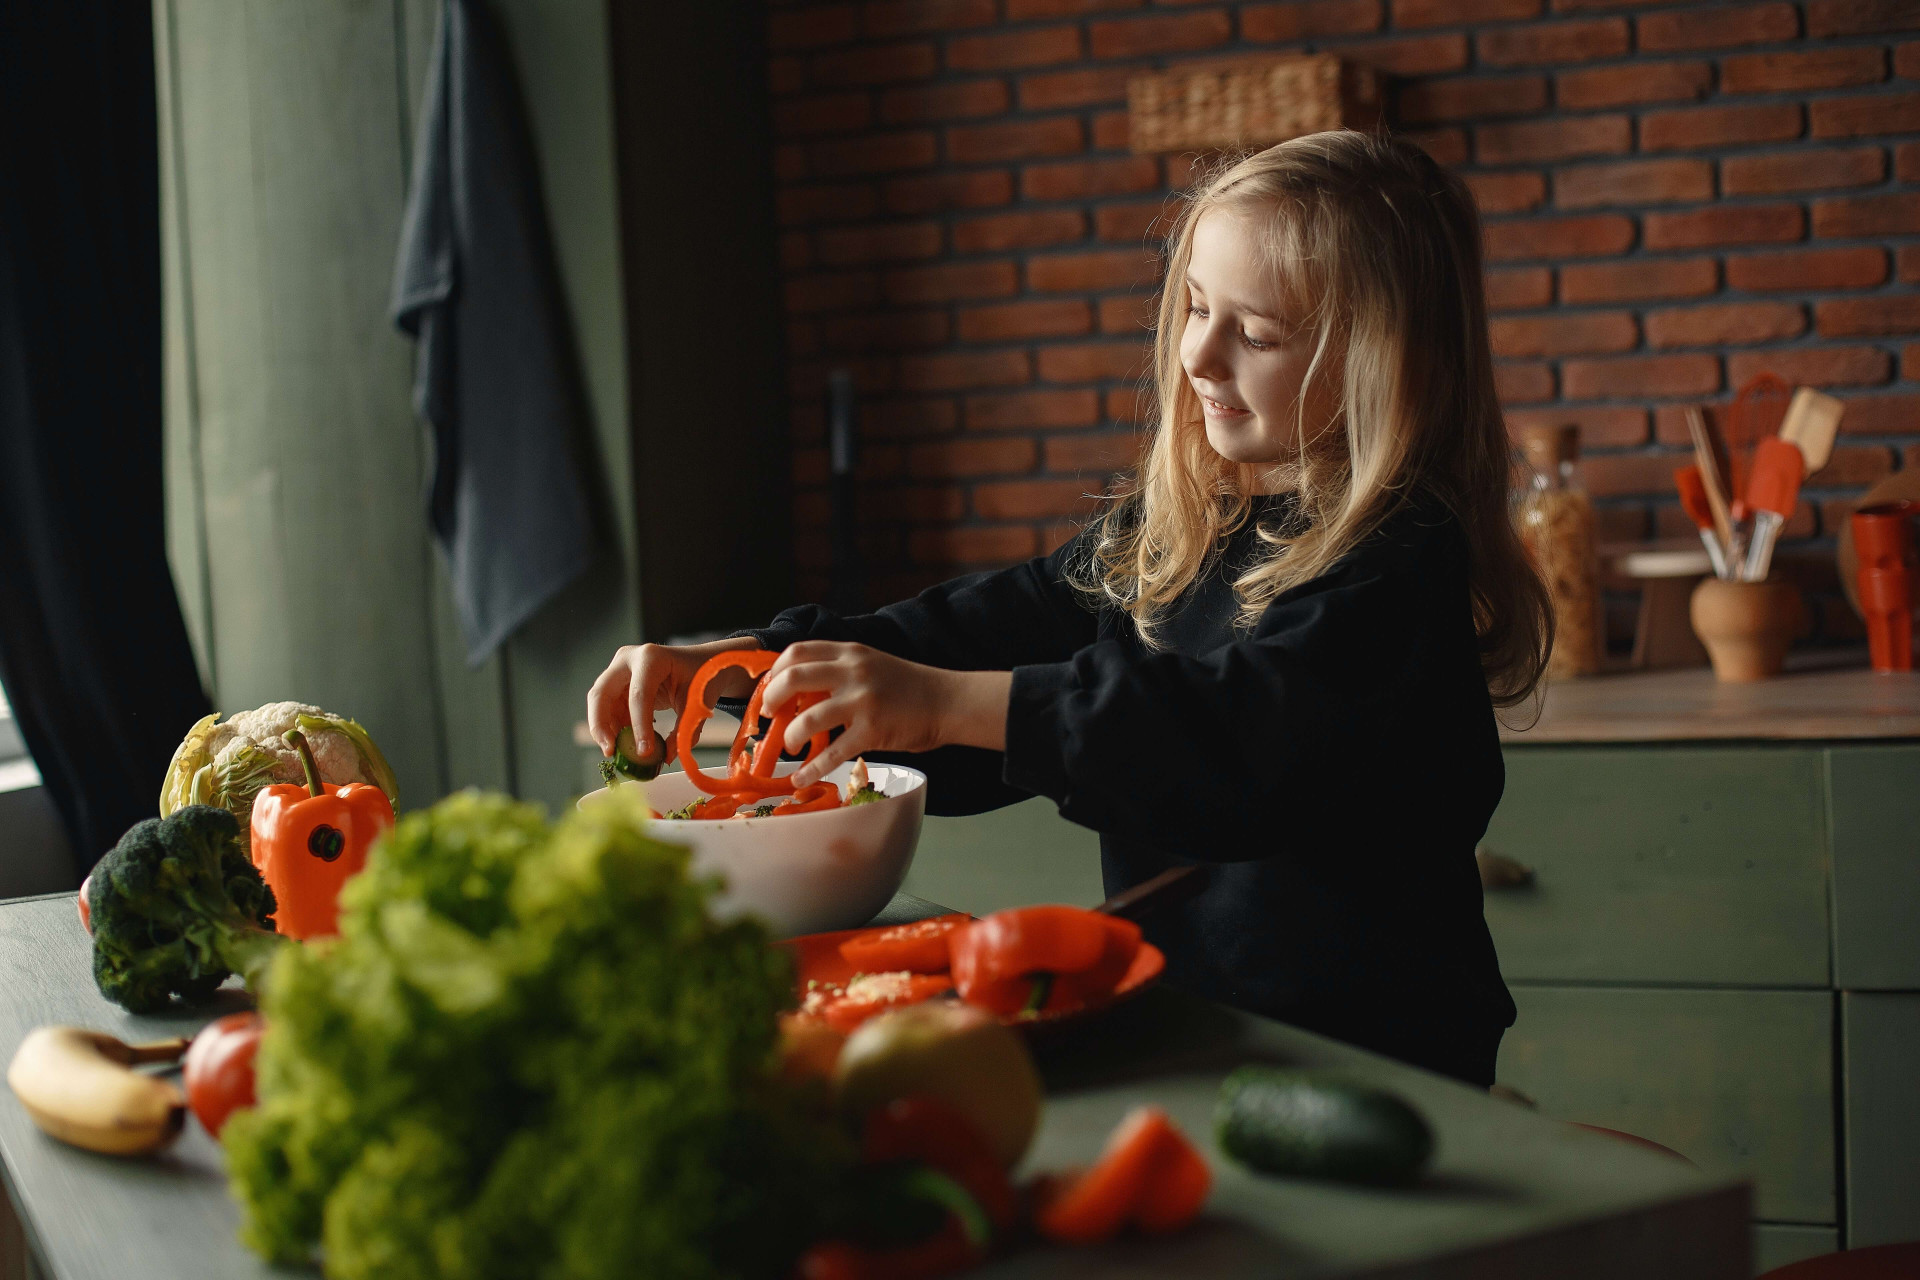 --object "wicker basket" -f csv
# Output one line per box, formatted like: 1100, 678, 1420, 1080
1127, 55, 1381, 155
